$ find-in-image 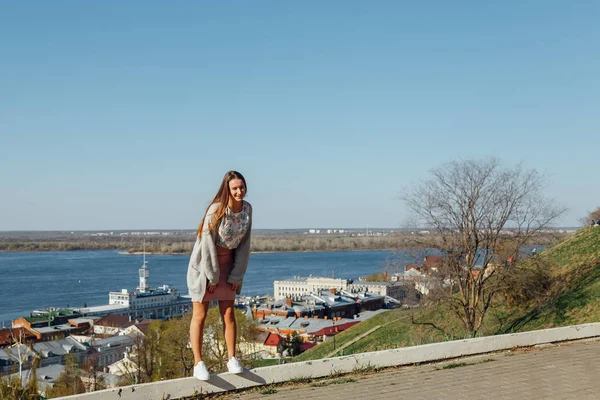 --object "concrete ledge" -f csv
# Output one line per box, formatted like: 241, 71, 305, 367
59, 322, 600, 400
